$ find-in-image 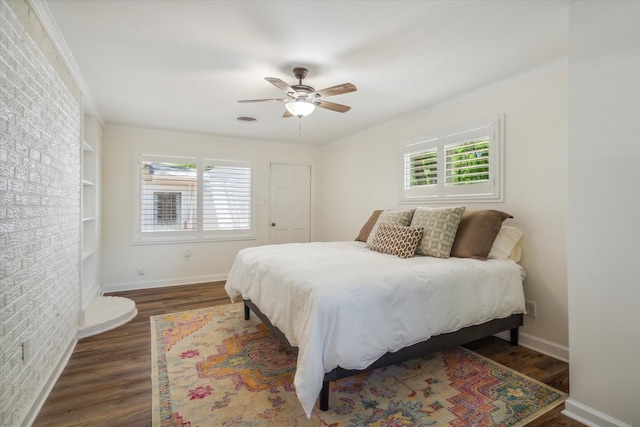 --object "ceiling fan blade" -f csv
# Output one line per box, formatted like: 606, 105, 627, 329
265, 77, 295, 94
315, 83, 357, 97
283, 109, 294, 118
315, 100, 351, 113
237, 98, 288, 103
